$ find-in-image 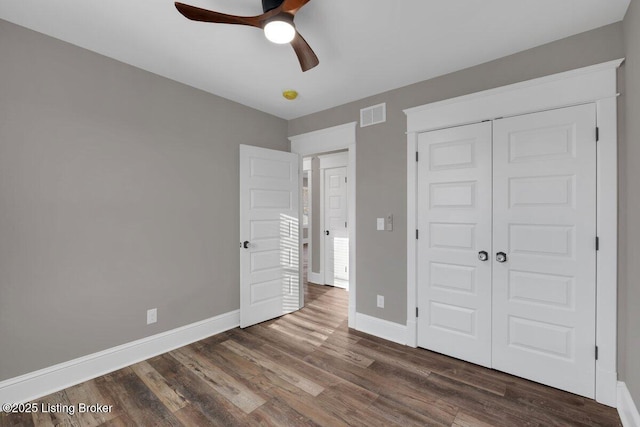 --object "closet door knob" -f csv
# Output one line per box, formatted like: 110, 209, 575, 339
243, 241, 250, 249
496, 252, 507, 263
478, 251, 489, 261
